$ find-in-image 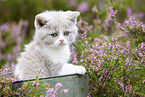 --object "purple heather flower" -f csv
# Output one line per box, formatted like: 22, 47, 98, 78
119, 82, 124, 89
107, 57, 110, 61
92, 45, 95, 48
95, 43, 98, 48
121, 77, 123, 82
51, 94, 56, 97
36, 82, 39, 86
15, 92, 20, 95
117, 23, 125, 30
63, 89, 68, 93
132, 50, 136, 54
13, 78, 20, 82
103, 69, 108, 73
109, 6, 117, 20
77, 2, 89, 13
85, 41, 89, 45
91, 60, 95, 65
88, 92, 92, 97
32, 81, 39, 86
126, 41, 131, 48
88, 37, 92, 41
0, 23, 9, 32
80, 51, 84, 58
11, 62, 15, 71
92, 5, 98, 13
139, 53, 143, 57
142, 80, 145, 84
103, 19, 109, 28
103, 36, 109, 41
72, 59, 78, 64
107, 76, 111, 80
94, 38, 101, 42
78, 19, 83, 24
125, 86, 128, 92
124, 63, 128, 66
47, 88, 54, 96
84, 31, 87, 35
108, 43, 111, 49
80, 59, 84, 62
138, 43, 144, 50
126, 8, 132, 18
126, 58, 129, 63
100, 76, 103, 80
121, 48, 126, 54
71, 46, 75, 53
129, 84, 132, 94
112, 38, 118, 42
7, 54, 12, 61
55, 83, 63, 92
4, 68, 9, 72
